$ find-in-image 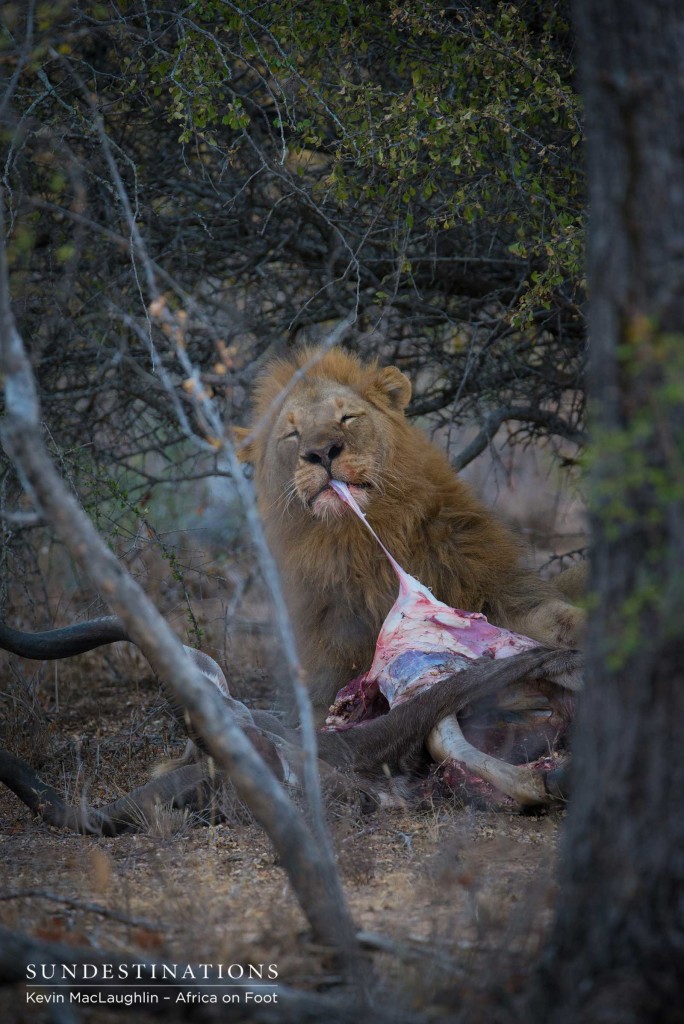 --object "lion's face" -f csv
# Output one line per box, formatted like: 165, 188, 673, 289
239, 350, 412, 523
270, 380, 395, 520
